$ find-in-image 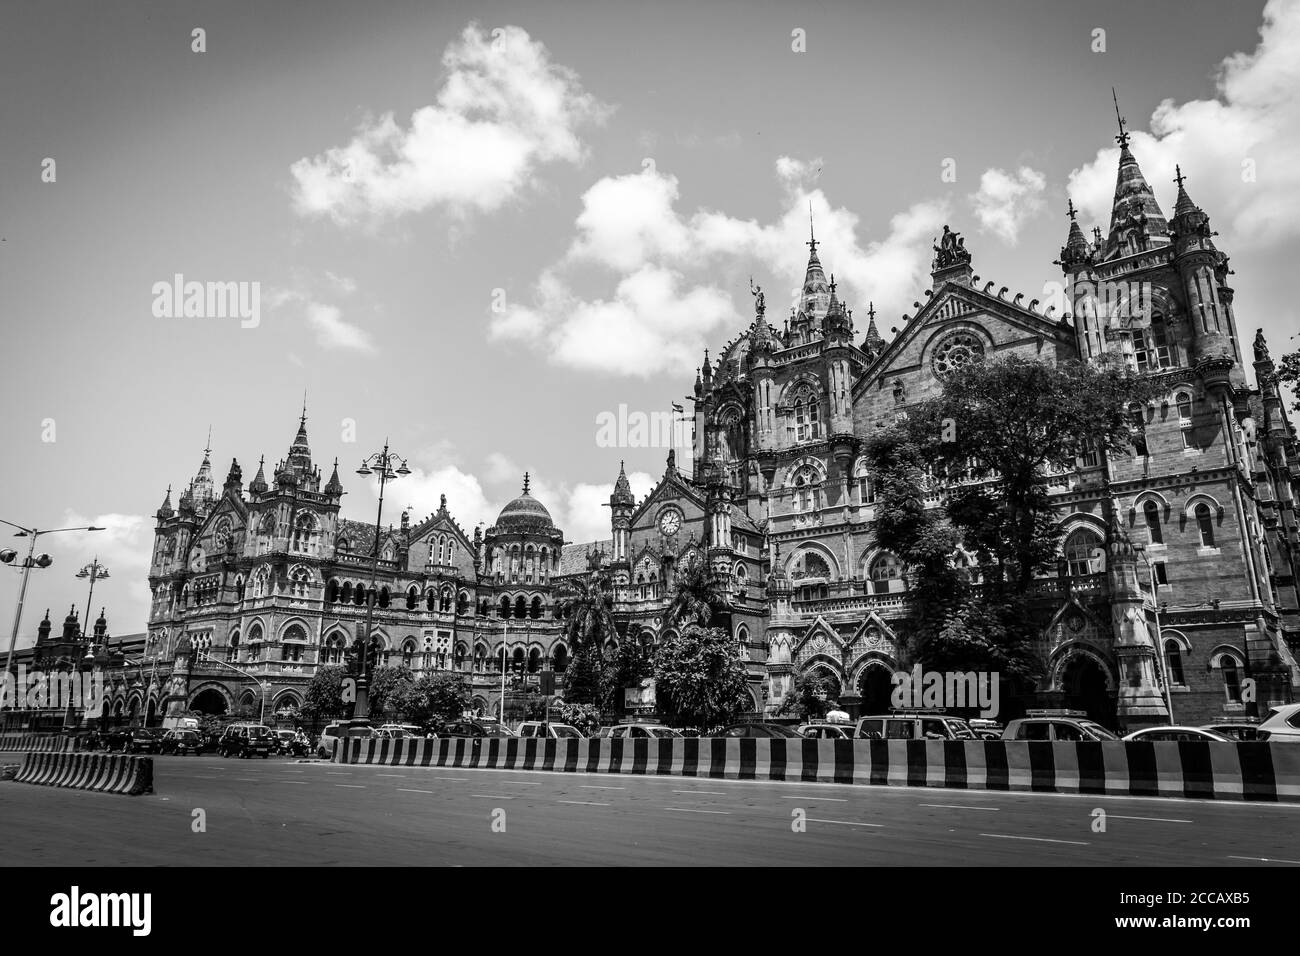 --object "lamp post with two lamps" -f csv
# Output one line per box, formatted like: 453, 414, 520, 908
1, 518, 104, 687
350, 442, 411, 735
74, 558, 109, 642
